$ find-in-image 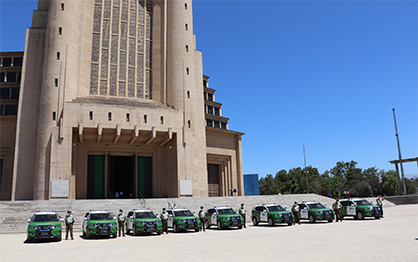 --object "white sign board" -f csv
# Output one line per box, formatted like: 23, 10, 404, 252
179, 180, 193, 196
347, 206, 356, 216
51, 180, 69, 198
301, 209, 309, 219
261, 211, 268, 222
